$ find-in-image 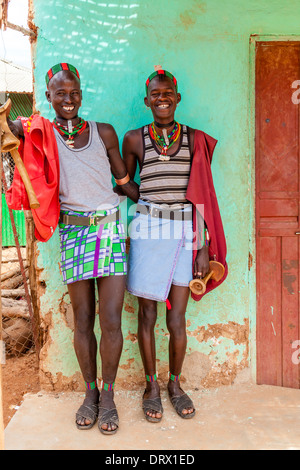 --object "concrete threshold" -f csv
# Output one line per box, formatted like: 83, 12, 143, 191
4, 381, 300, 450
